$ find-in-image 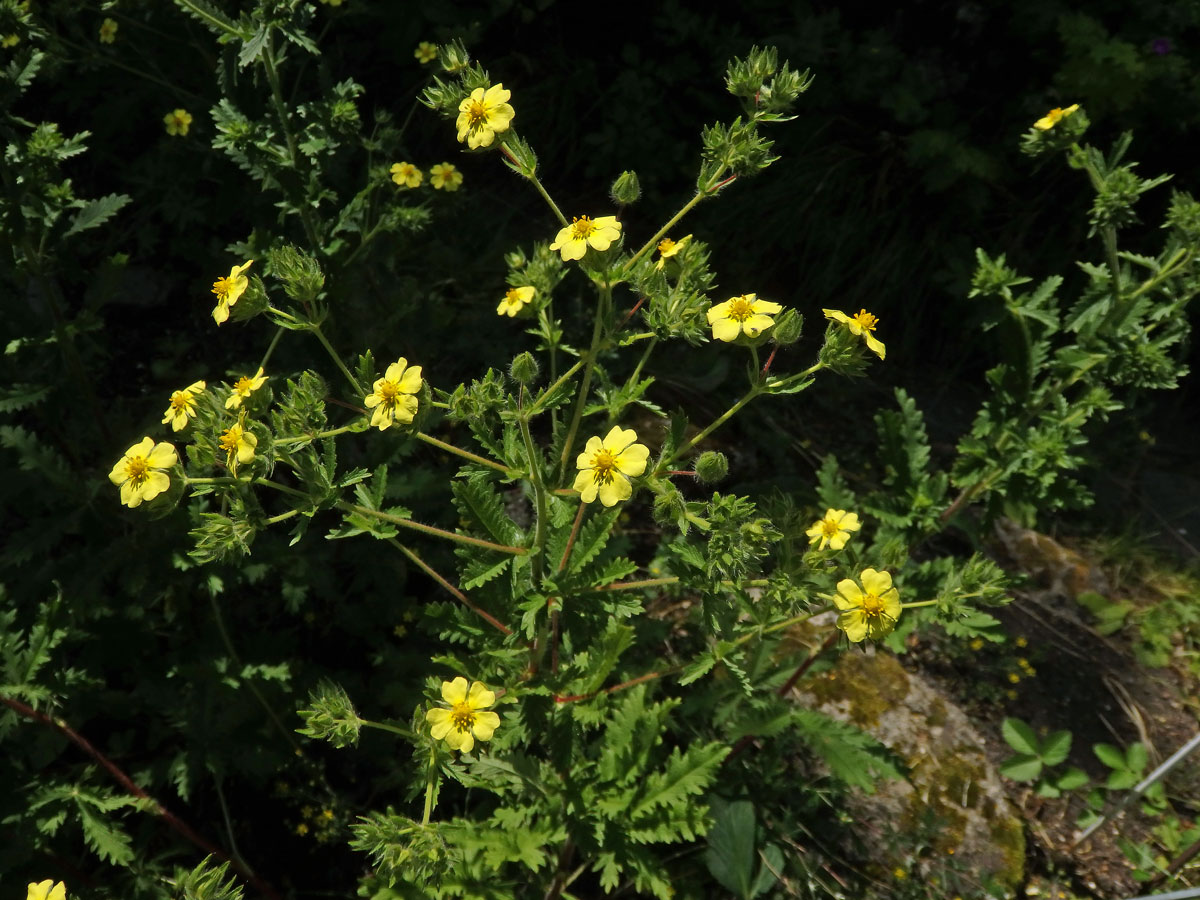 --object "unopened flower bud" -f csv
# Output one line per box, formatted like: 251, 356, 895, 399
772, 309, 803, 345
695, 451, 728, 484
509, 351, 539, 385
610, 170, 641, 206
652, 485, 686, 527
